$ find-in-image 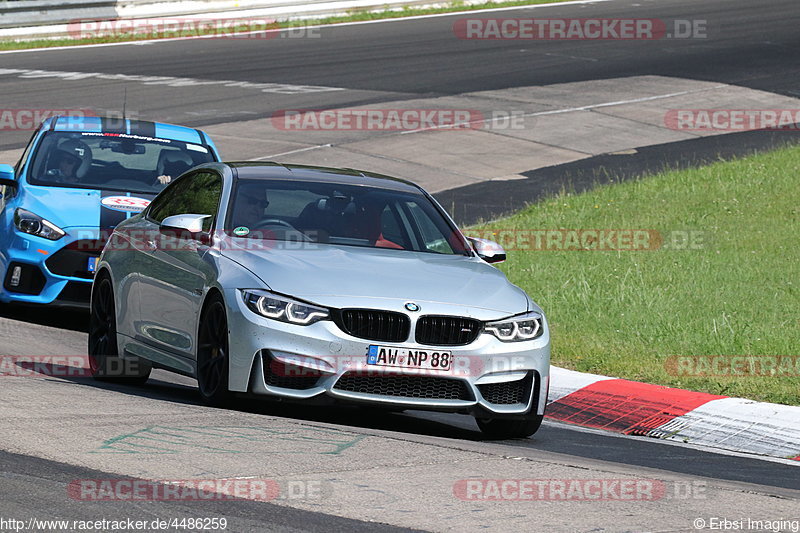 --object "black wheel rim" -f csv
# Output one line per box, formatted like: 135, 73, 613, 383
197, 301, 228, 398
88, 278, 116, 371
